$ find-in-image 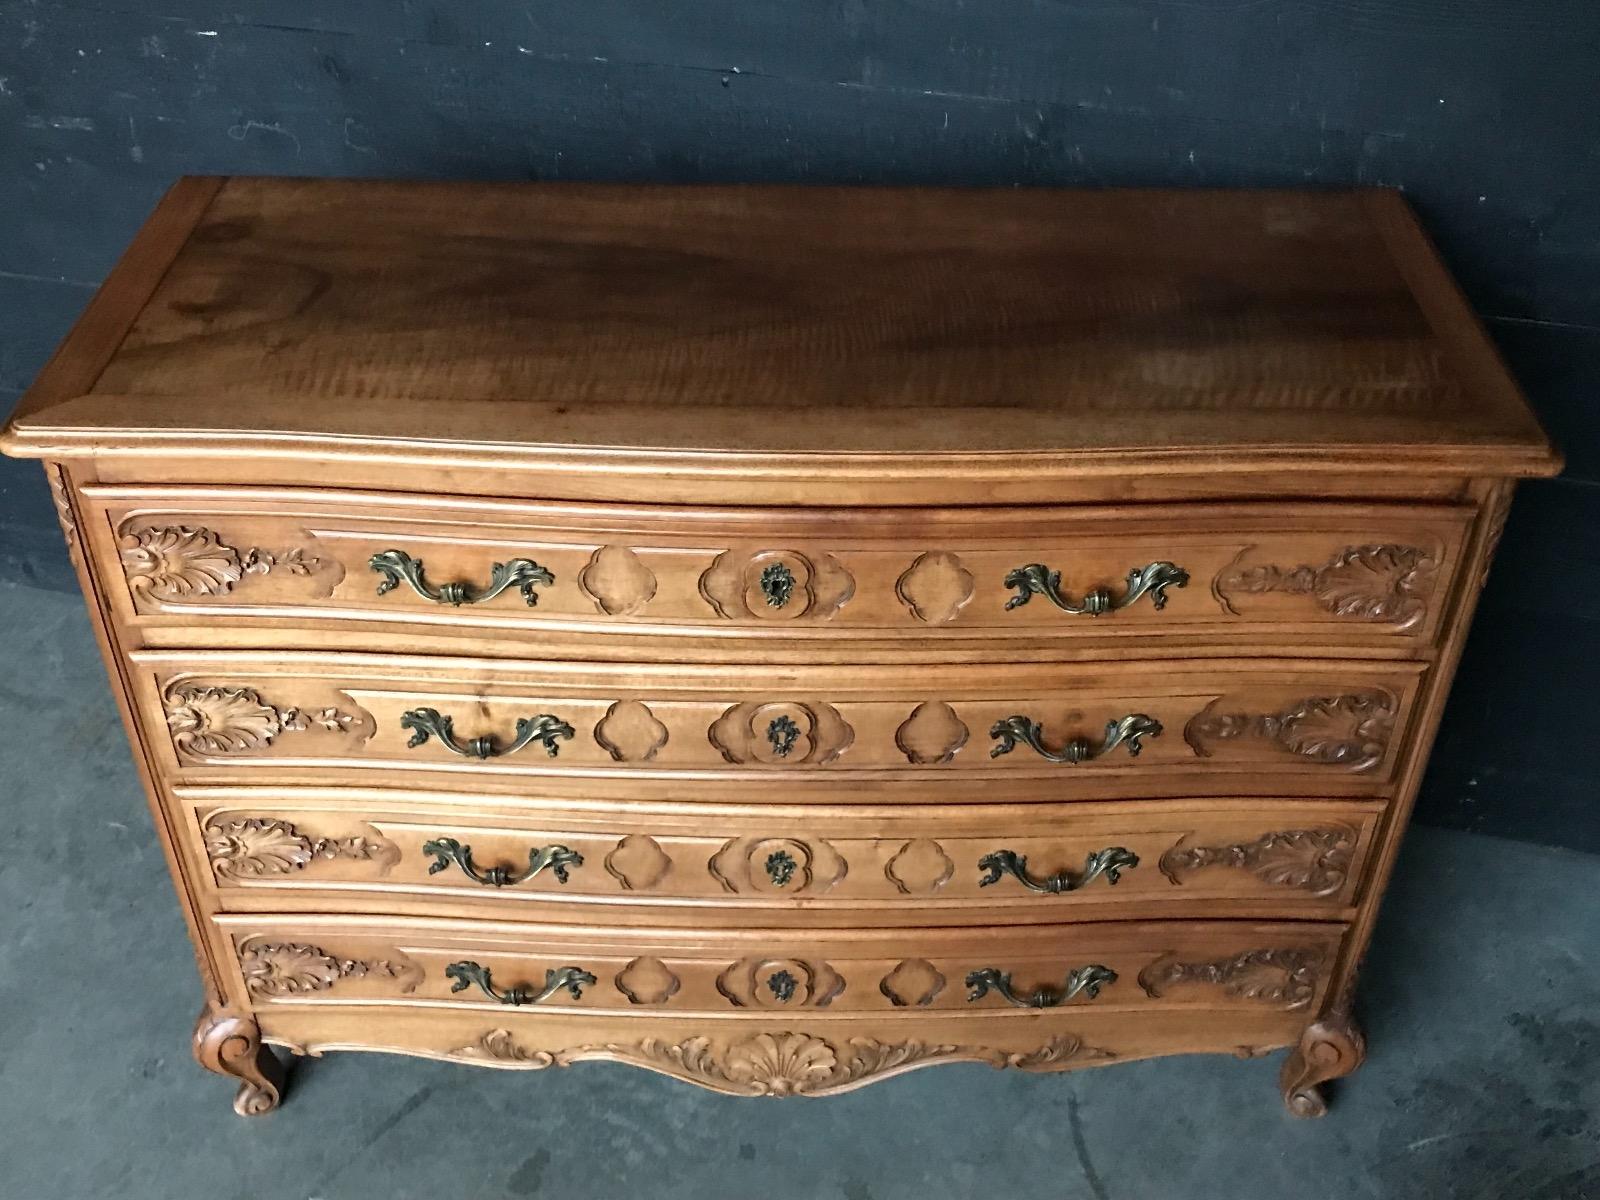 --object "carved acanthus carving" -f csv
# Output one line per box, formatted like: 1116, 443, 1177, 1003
204, 816, 398, 879
1137, 948, 1322, 1009
164, 683, 366, 757
1183, 691, 1395, 772
452, 1028, 558, 1066
699, 550, 854, 621
120, 522, 332, 600
239, 941, 422, 997
1158, 827, 1356, 896
439, 1031, 1115, 1095
1214, 543, 1435, 629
